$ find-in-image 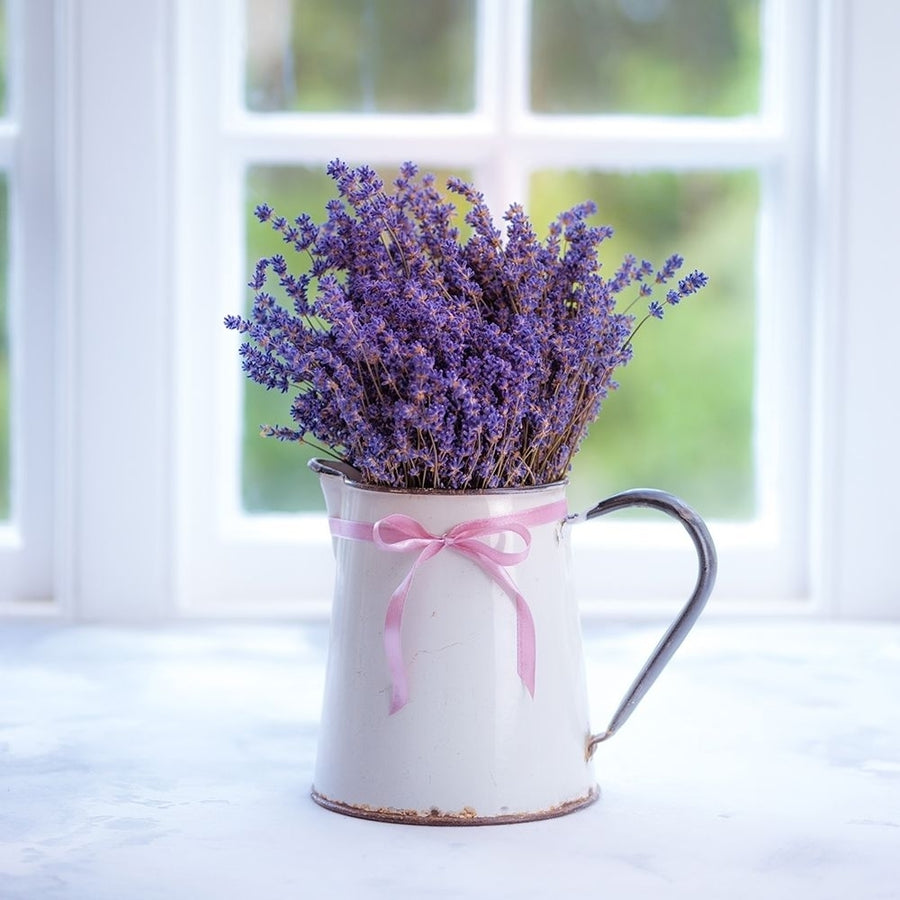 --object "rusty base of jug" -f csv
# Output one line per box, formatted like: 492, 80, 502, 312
310, 785, 599, 826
